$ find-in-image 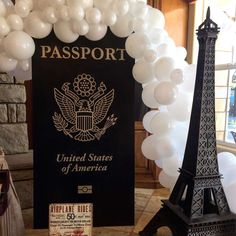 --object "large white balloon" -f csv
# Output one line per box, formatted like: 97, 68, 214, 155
147, 7, 165, 29
181, 64, 197, 93
154, 56, 176, 81
54, 20, 79, 43
102, 9, 117, 26
141, 134, 159, 160
69, 5, 84, 21
0, 52, 18, 72
142, 110, 159, 134
159, 170, 177, 189
85, 8, 102, 24
7, 14, 24, 31
125, 32, 150, 59
94, 0, 113, 10
170, 68, 184, 85
24, 11, 52, 38
218, 152, 236, 173
162, 154, 182, 177
149, 28, 167, 45
85, 24, 107, 41
150, 112, 174, 136
154, 81, 178, 105
155, 137, 176, 159
3, 31, 35, 60
58, 5, 70, 21
130, 1, 148, 18
71, 19, 89, 35
112, 0, 129, 16
110, 14, 133, 38
156, 43, 175, 57
224, 182, 236, 213
167, 92, 192, 121
132, 59, 155, 84
0, 16, 10, 36
41, 6, 58, 24
133, 18, 148, 32
141, 80, 159, 108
